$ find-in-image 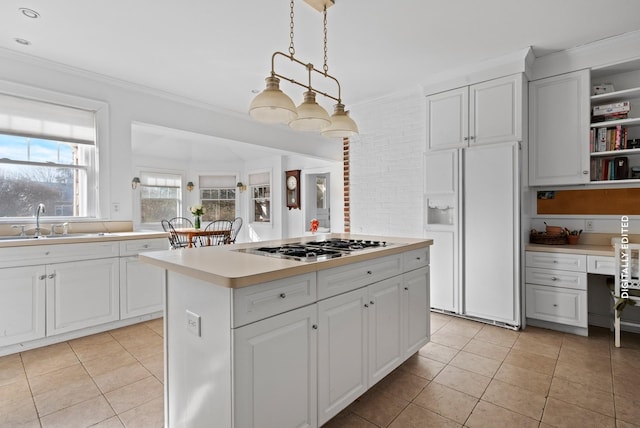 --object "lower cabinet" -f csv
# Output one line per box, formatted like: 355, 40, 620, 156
119, 256, 165, 319
46, 258, 120, 335
403, 267, 430, 357
525, 283, 587, 327
0, 266, 46, 347
234, 304, 318, 428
